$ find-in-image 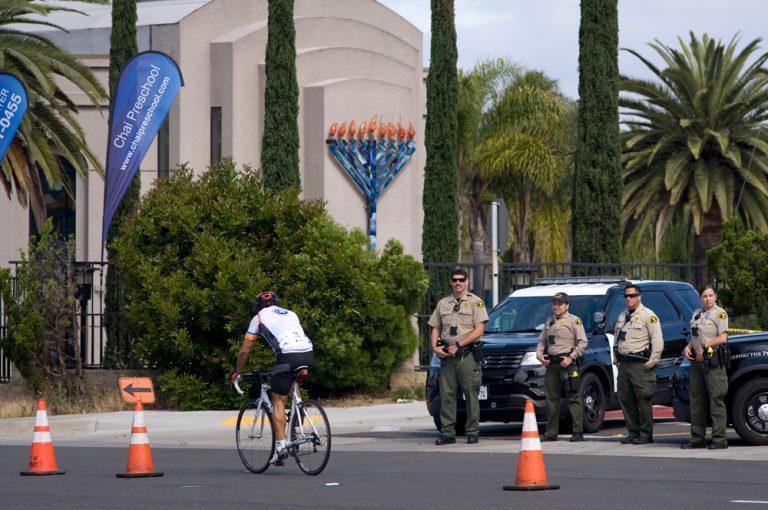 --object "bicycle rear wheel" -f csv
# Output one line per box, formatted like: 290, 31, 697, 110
289, 399, 331, 475
236, 400, 275, 473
